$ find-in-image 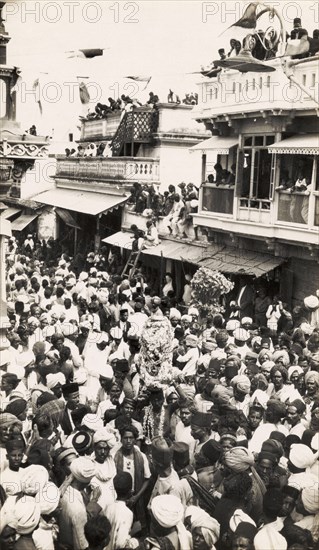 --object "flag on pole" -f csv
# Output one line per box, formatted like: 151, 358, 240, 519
77, 77, 90, 104
230, 3, 259, 29
125, 75, 152, 90
66, 48, 105, 59
32, 78, 43, 115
